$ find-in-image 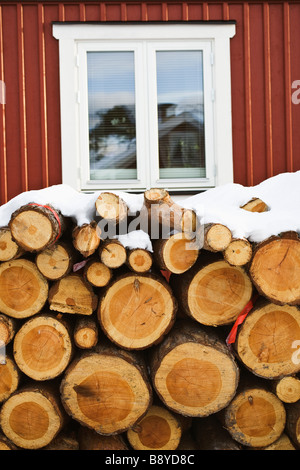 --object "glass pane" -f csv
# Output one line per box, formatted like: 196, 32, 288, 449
87, 51, 137, 180
156, 51, 206, 179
